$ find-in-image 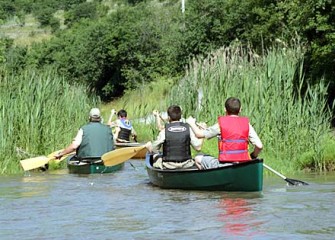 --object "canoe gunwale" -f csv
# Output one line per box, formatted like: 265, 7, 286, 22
145, 154, 263, 173
145, 154, 264, 191
67, 155, 124, 174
